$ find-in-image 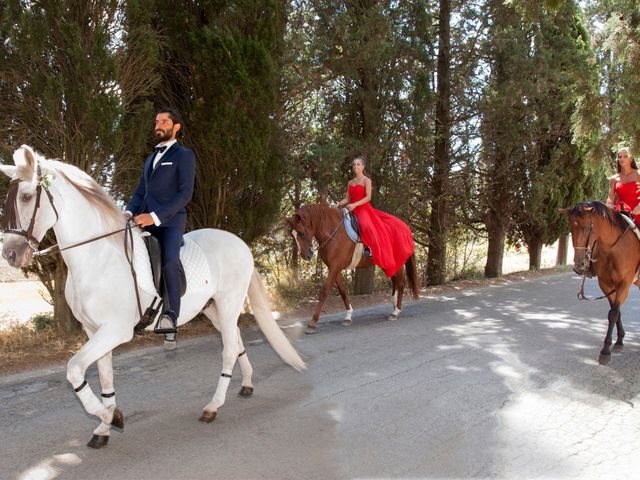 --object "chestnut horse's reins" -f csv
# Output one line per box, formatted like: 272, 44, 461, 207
575, 210, 631, 300
317, 214, 345, 250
